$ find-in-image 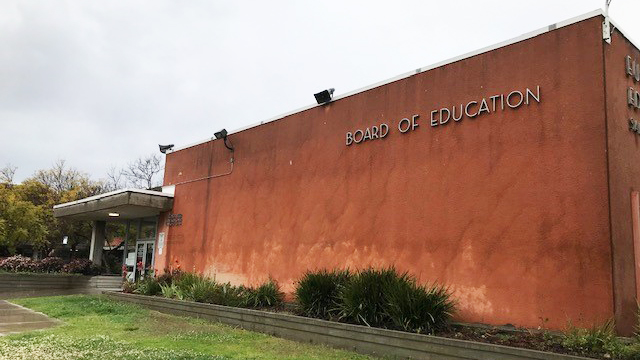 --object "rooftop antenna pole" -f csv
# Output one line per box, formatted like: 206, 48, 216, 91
603, 0, 612, 44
